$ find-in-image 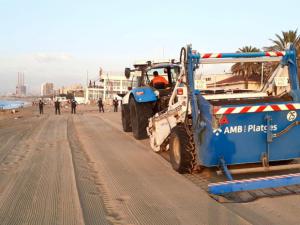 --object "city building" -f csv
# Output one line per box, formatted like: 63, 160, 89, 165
41, 83, 54, 96
54, 84, 85, 103
58, 84, 83, 95
85, 75, 131, 103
